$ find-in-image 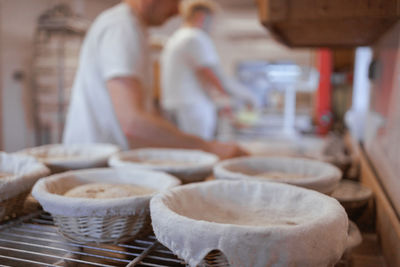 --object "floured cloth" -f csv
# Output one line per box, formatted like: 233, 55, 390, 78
0, 152, 49, 201
32, 168, 180, 217
150, 180, 349, 267
18, 143, 119, 171
214, 156, 342, 194
109, 148, 219, 183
